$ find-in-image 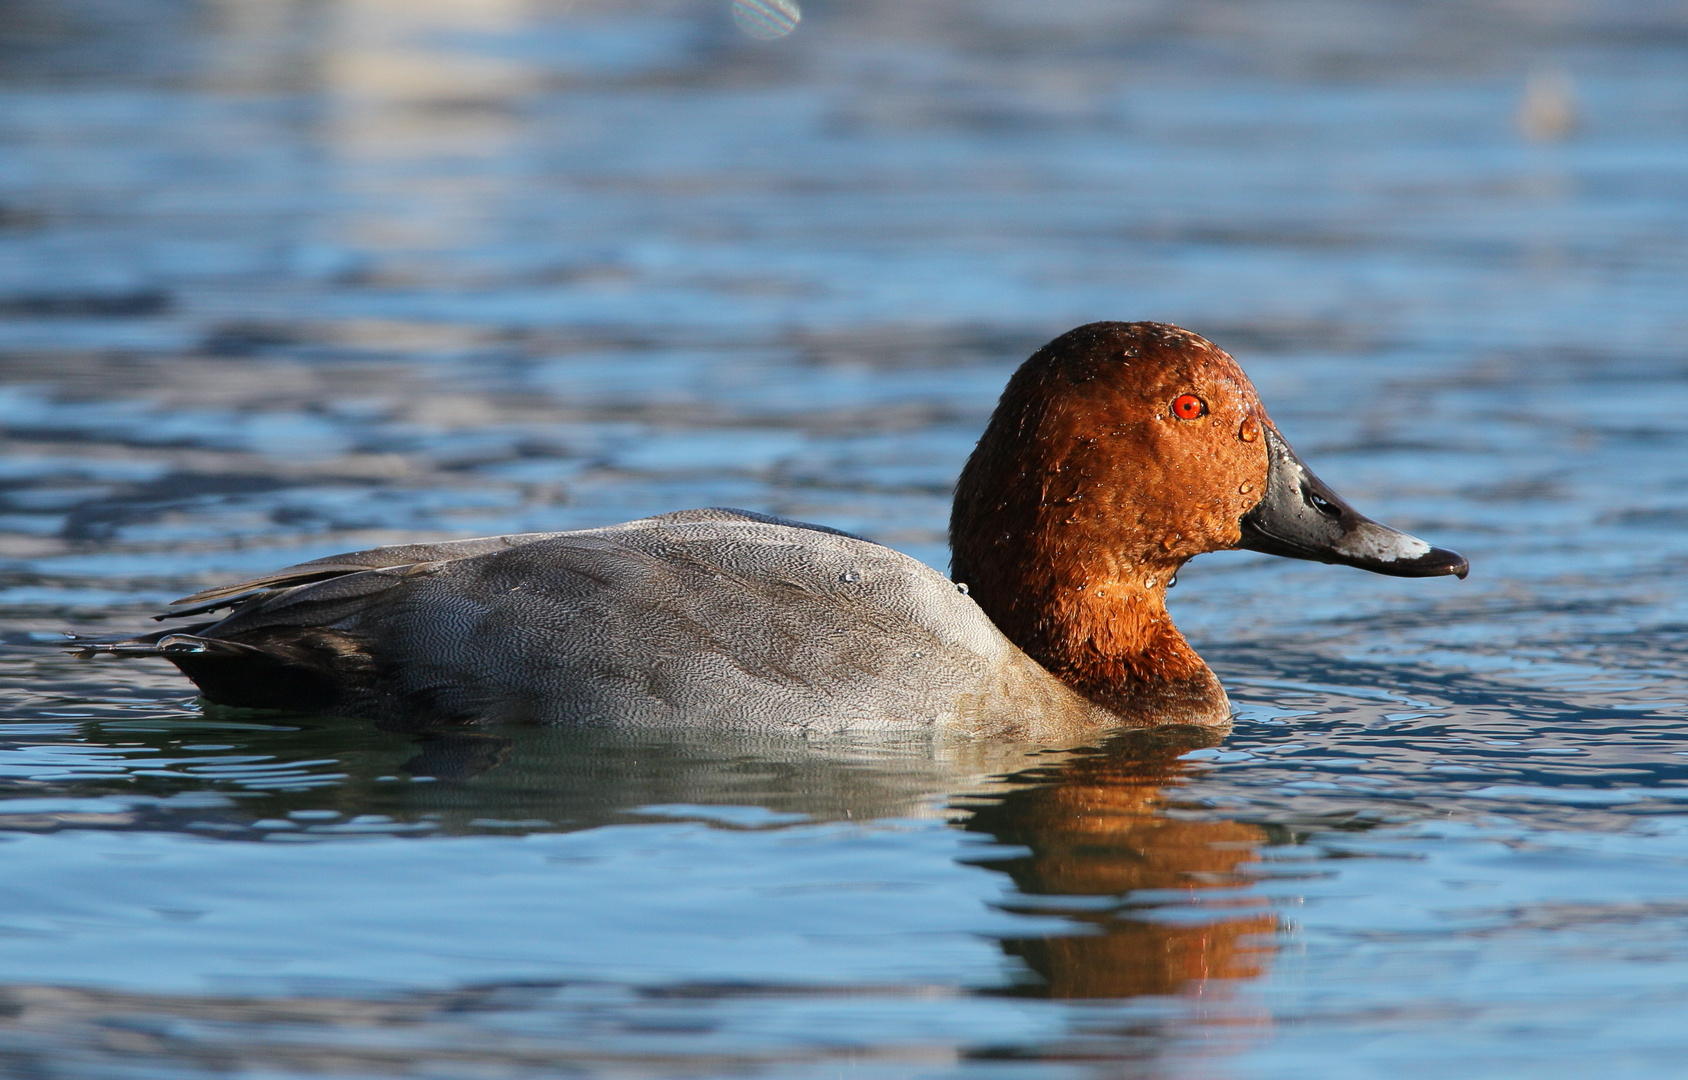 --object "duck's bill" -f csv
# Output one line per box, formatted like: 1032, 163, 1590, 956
1237, 425, 1469, 579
